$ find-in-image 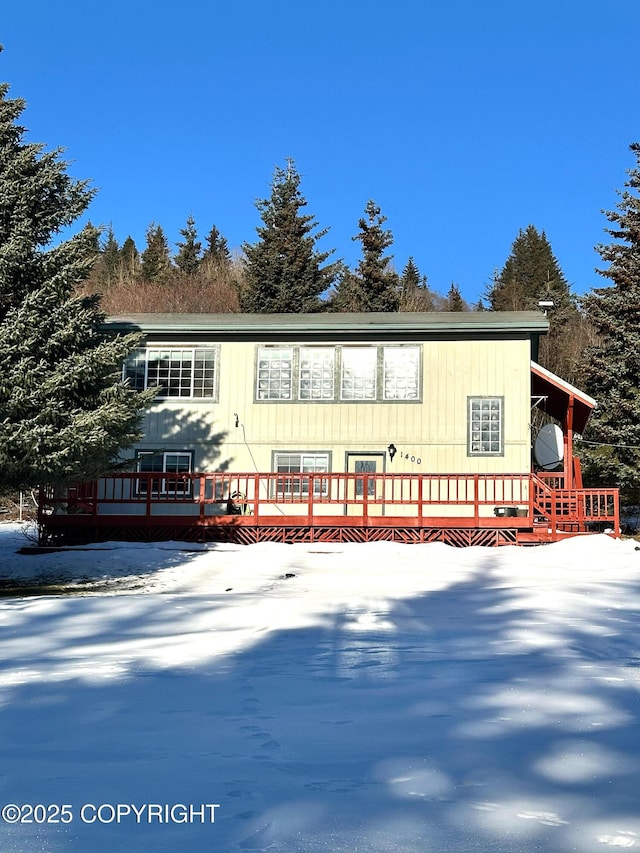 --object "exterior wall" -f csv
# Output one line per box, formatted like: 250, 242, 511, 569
129, 335, 533, 476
